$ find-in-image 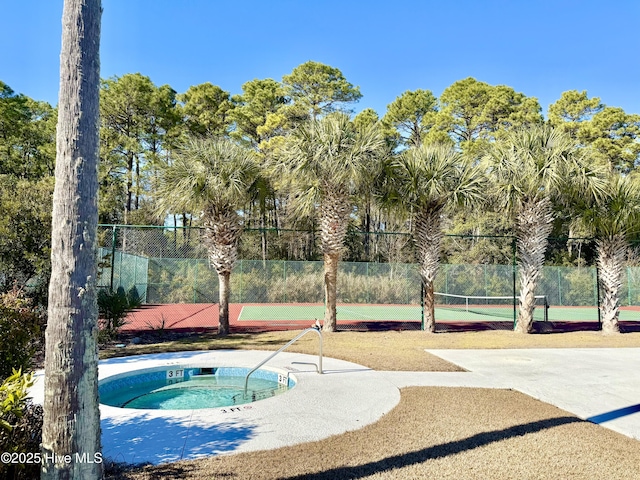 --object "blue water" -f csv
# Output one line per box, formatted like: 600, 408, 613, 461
99, 368, 292, 410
